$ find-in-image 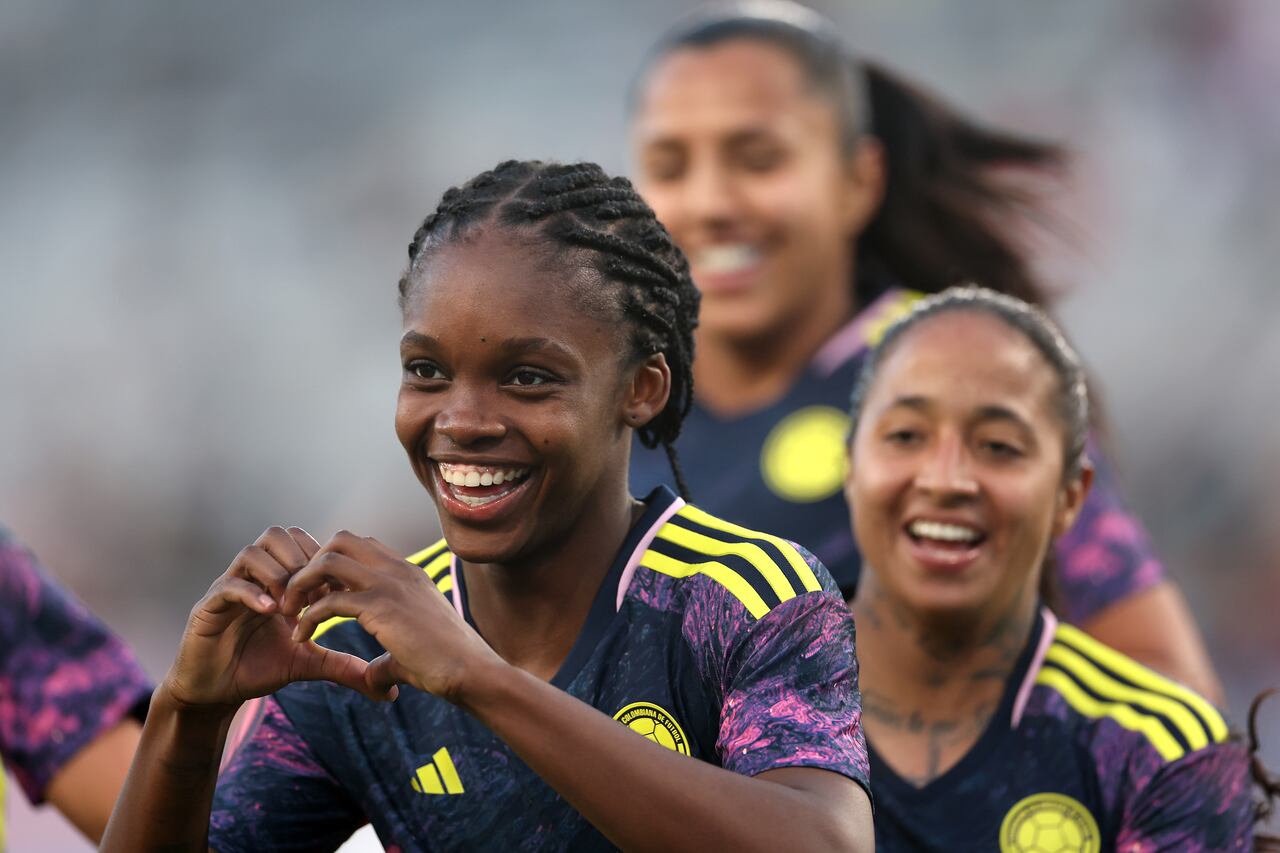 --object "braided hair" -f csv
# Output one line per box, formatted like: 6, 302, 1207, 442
399, 160, 700, 498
